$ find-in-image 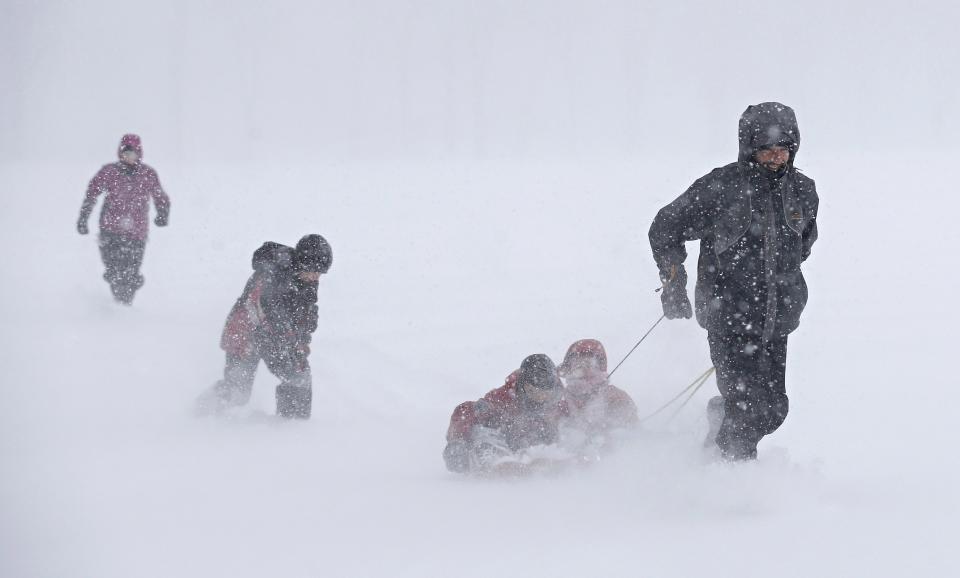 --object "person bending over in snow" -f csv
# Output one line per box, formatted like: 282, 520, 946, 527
77, 134, 170, 304
648, 102, 818, 460
558, 339, 638, 443
197, 235, 332, 419
443, 354, 569, 474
